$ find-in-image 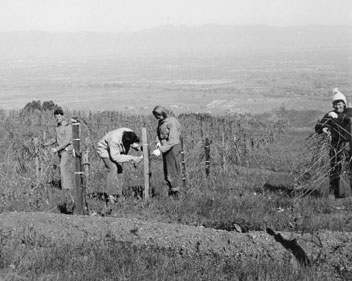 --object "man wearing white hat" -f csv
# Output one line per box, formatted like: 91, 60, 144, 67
315, 88, 352, 198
